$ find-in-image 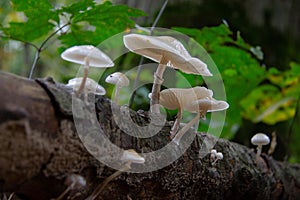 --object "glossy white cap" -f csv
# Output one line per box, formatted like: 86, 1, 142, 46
61, 45, 114, 67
